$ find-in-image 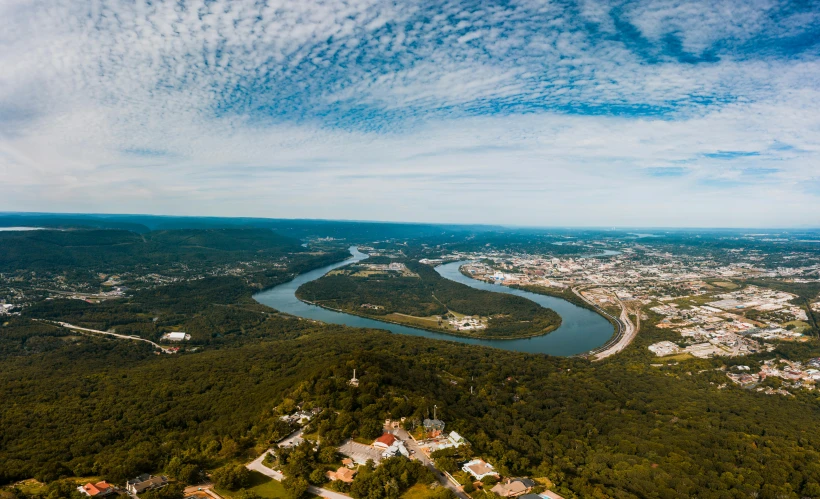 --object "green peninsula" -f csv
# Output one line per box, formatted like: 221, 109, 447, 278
296, 258, 561, 339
